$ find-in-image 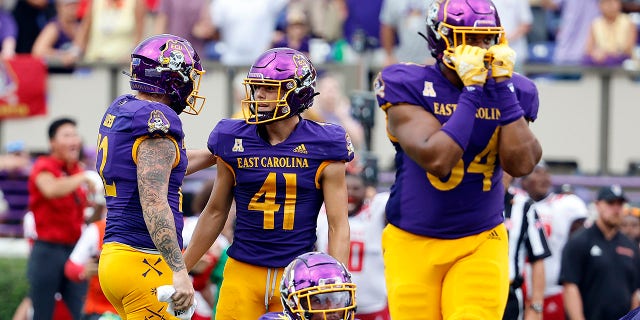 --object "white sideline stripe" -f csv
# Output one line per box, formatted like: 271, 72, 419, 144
0, 238, 29, 258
